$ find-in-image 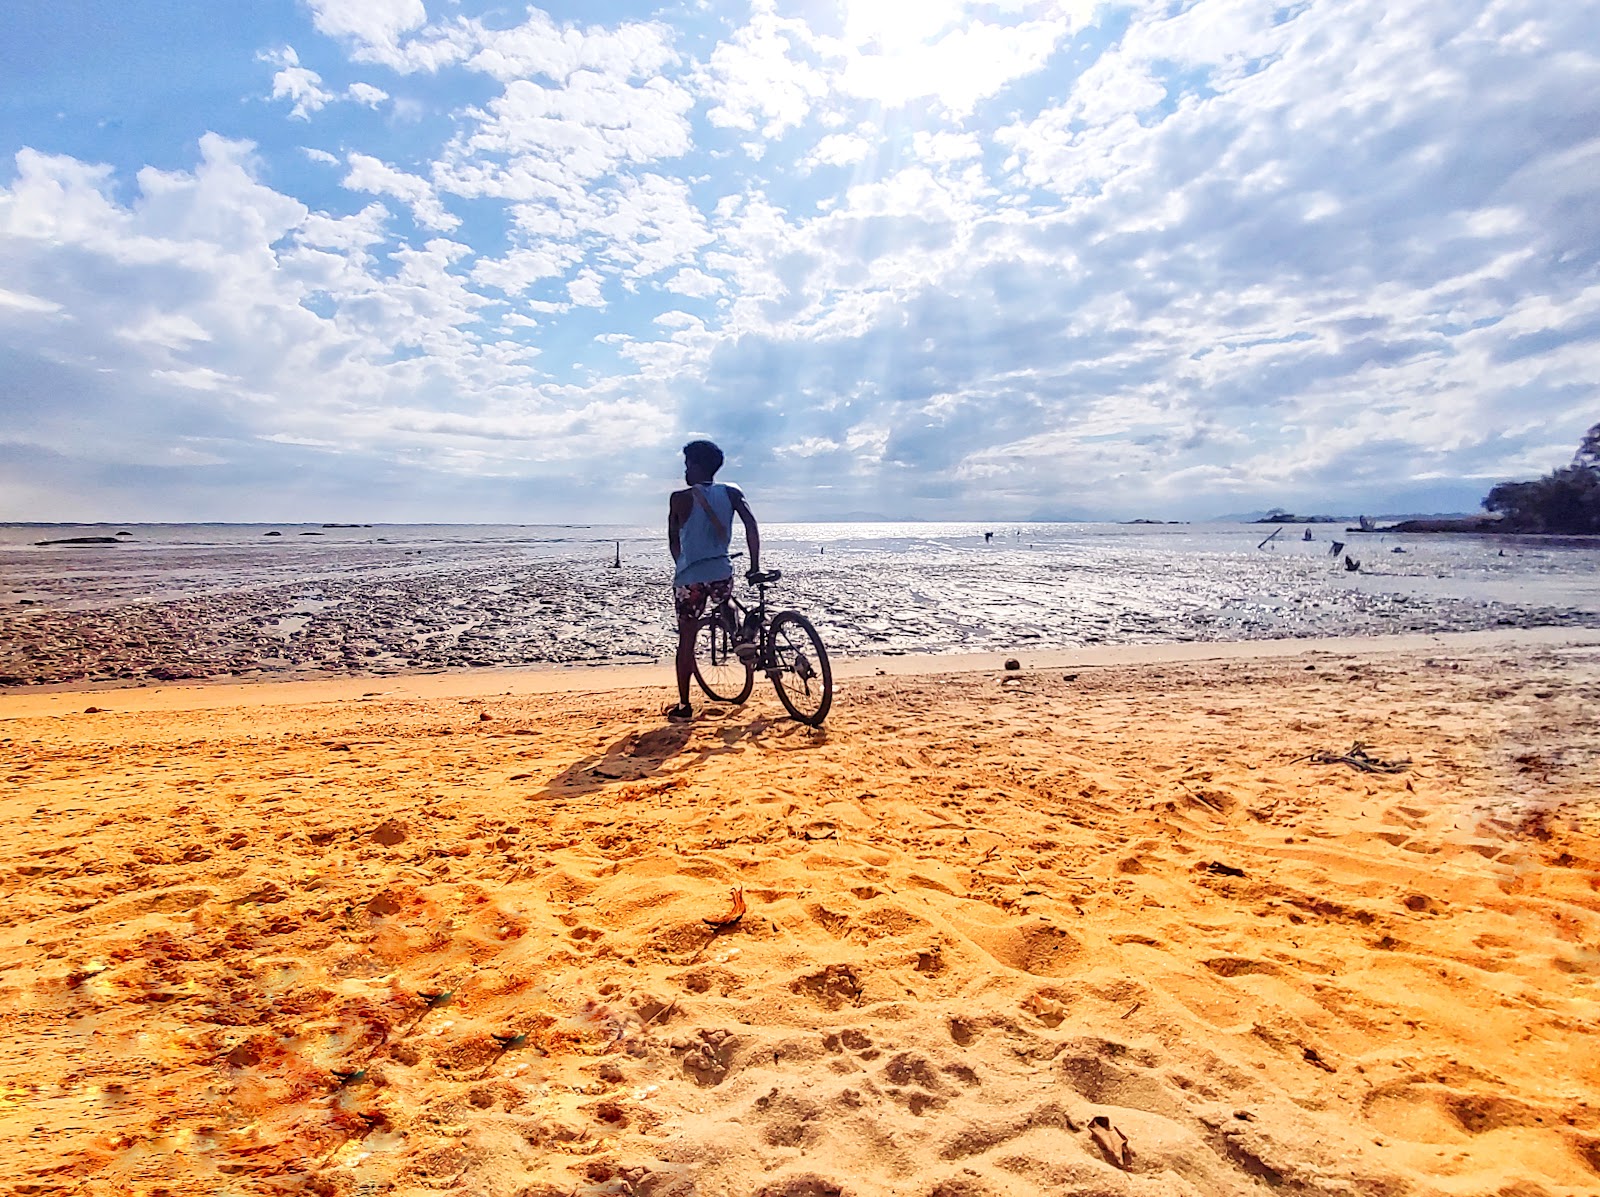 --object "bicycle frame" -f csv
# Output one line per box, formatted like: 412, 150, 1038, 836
710, 581, 775, 670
